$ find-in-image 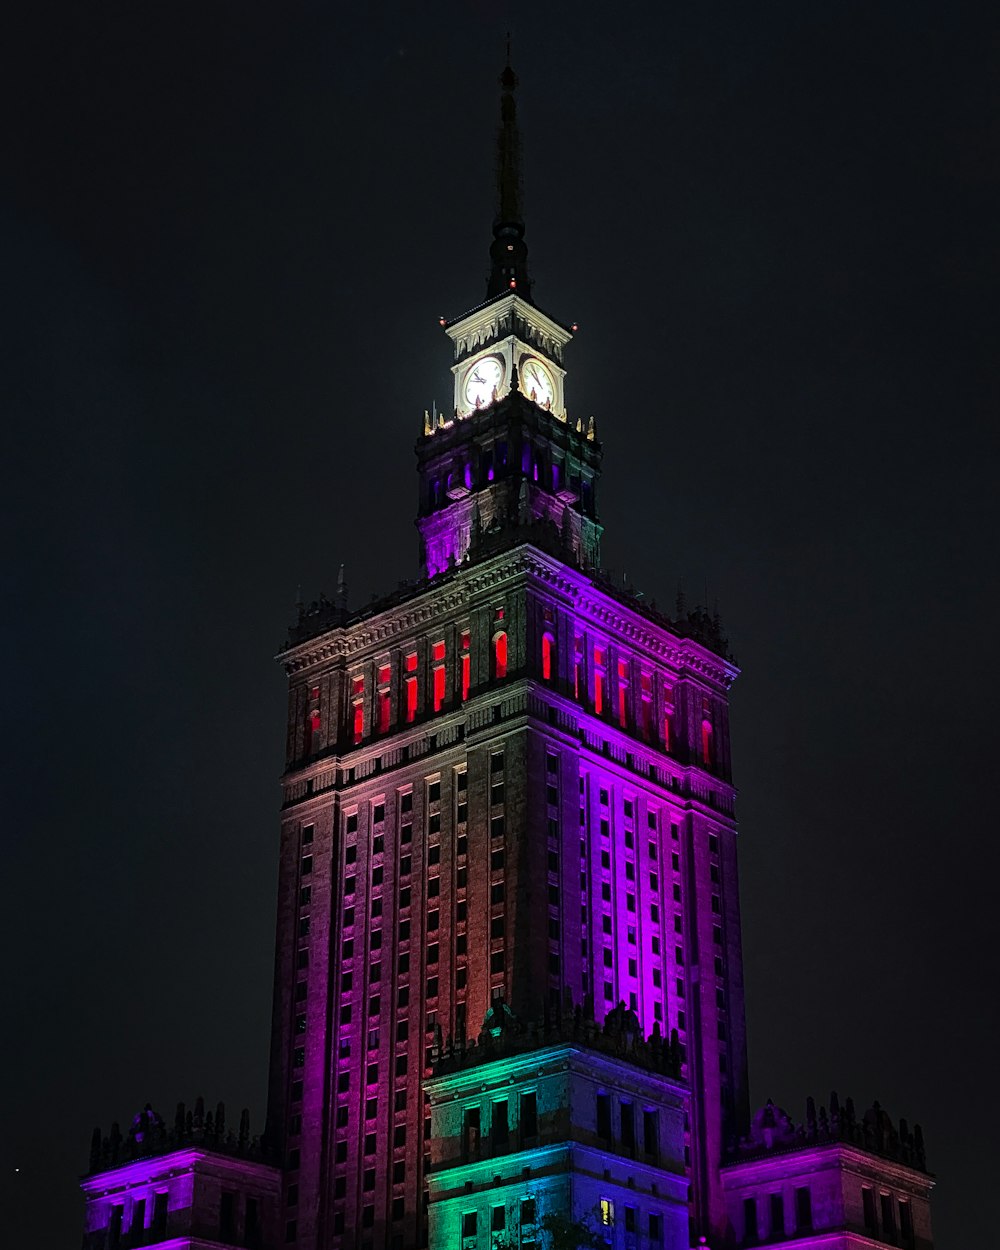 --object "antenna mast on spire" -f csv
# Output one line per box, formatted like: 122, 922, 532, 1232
487, 44, 533, 302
